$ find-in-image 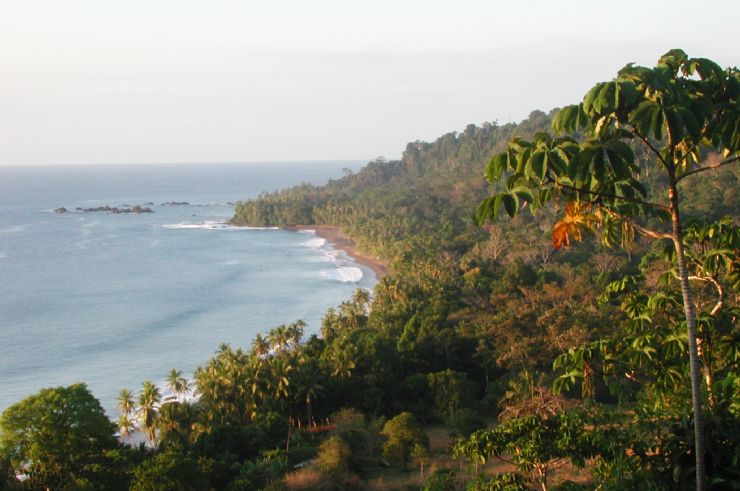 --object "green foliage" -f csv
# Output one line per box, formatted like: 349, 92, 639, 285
2, 49, 737, 490
315, 436, 352, 474
0, 384, 117, 490
422, 467, 458, 491
428, 369, 476, 419
454, 411, 595, 490
381, 412, 429, 470
467, 473, 527, 491
130, 449, 208, 491
476, 49, 739, 490
446, 408, 486, 438
234, 450, 288, 490
476, 50, 739, 248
